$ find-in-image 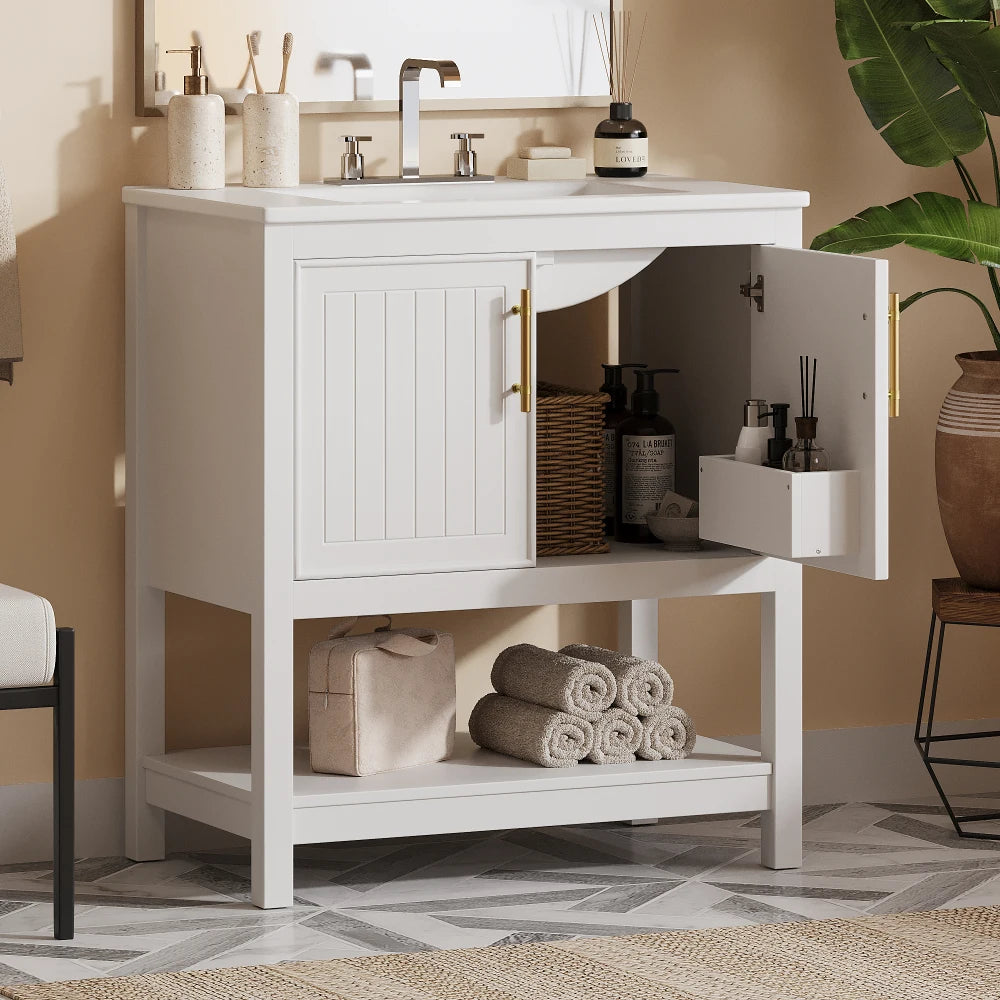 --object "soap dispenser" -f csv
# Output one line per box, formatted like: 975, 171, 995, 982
615, 368, 680, 544
600, 362, 647, 534
165, 45, 225, 191
734, 400, 770, 465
